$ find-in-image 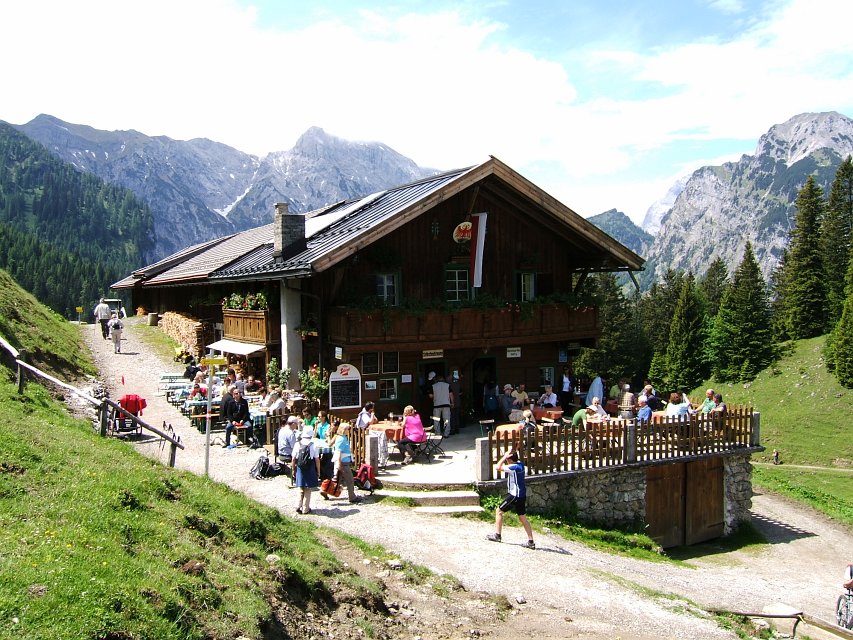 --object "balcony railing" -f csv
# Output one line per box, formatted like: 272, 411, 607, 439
326, 303, 598, 348
222, 309, 281, 344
